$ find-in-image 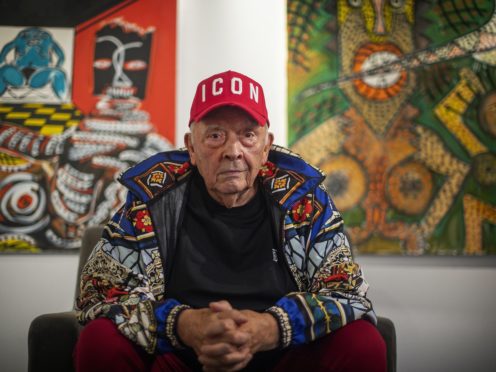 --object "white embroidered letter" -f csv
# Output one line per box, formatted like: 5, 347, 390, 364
250, 83, 259, 103
212, 78, 223, 96
231, 77, 242, 95
201, 84, 206, 102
